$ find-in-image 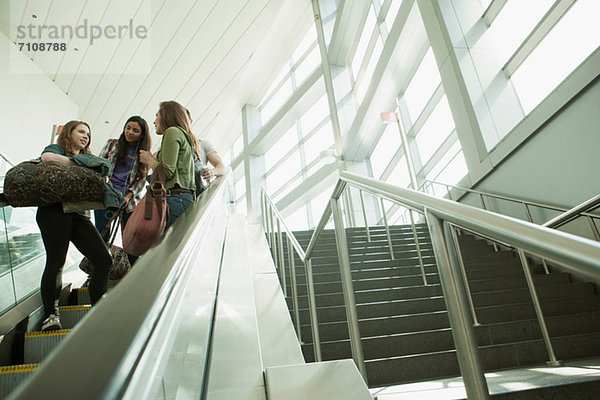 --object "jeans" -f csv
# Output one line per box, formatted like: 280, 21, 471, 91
37, 204, 112, 317
166, 192, 194, 230
94, 208, 138, 265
